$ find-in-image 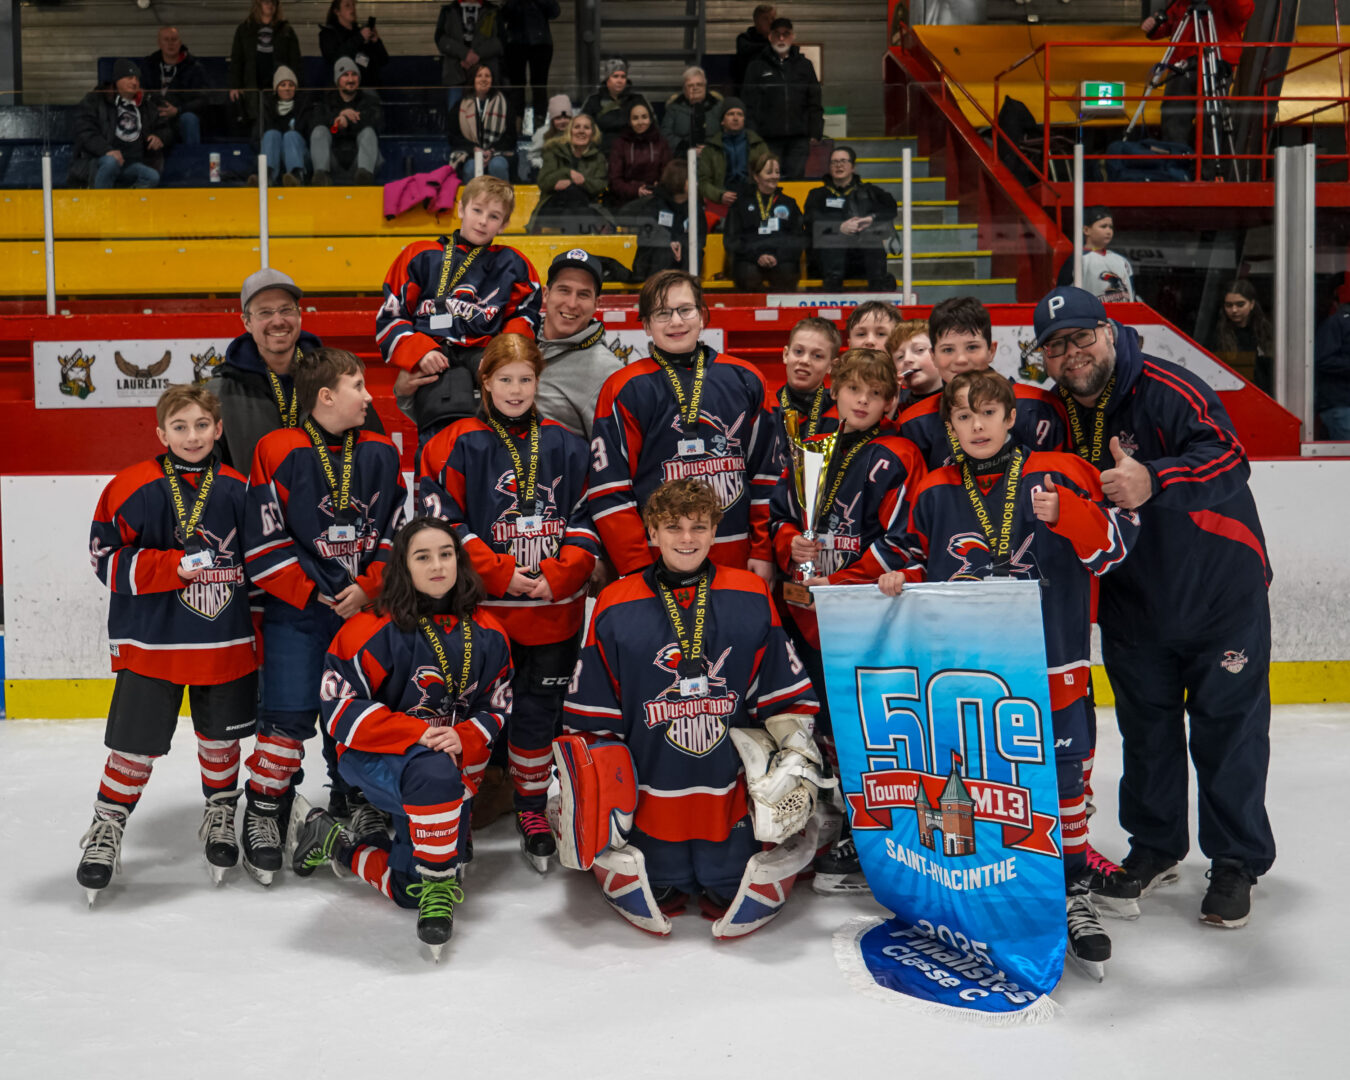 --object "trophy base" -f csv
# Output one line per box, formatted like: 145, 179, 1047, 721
782, 581, 814, 607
